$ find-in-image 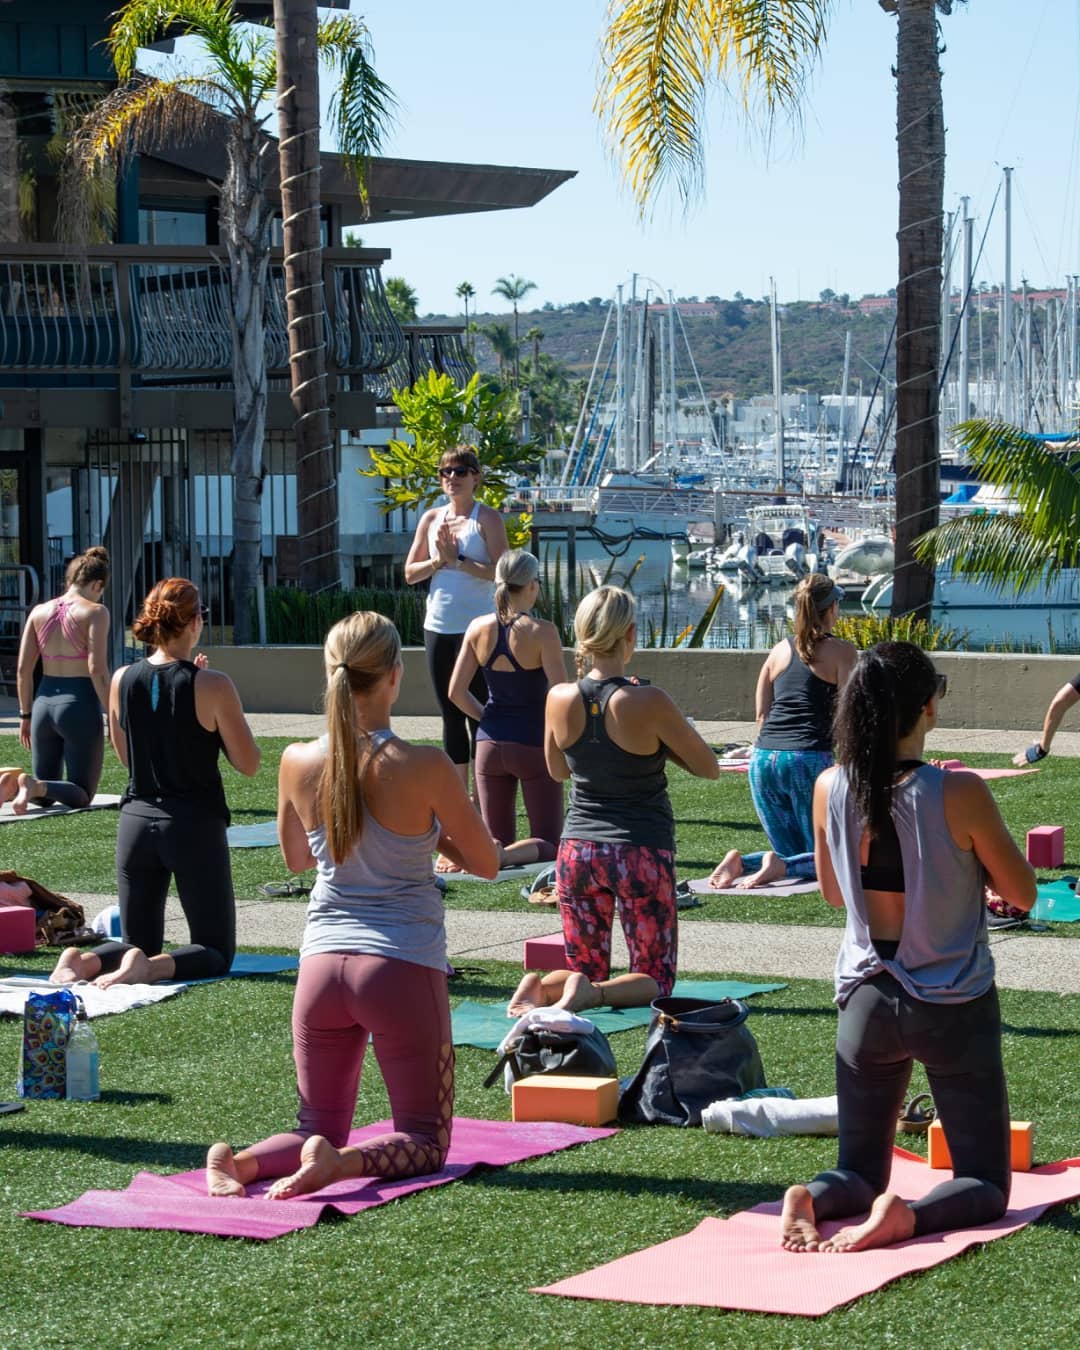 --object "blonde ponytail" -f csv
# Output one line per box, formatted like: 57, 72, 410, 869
494, 549, 540, 625
573, 585, 636, 676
